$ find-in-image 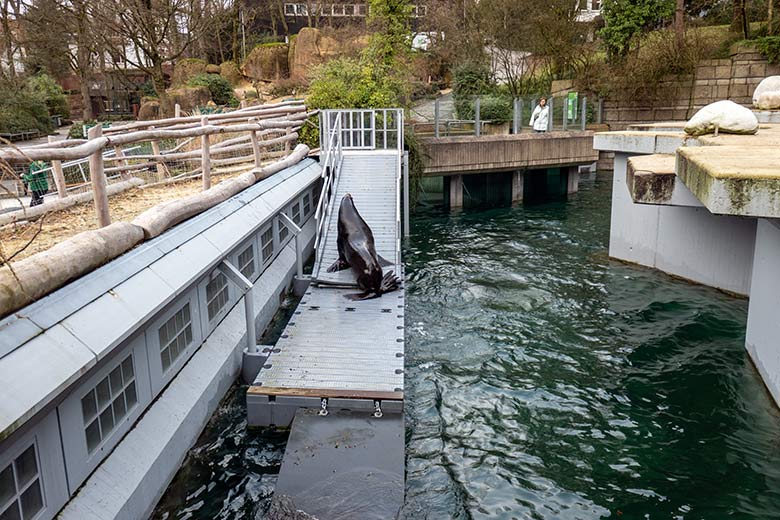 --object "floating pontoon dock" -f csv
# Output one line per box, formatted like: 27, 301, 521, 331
247, 109, 407, 518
